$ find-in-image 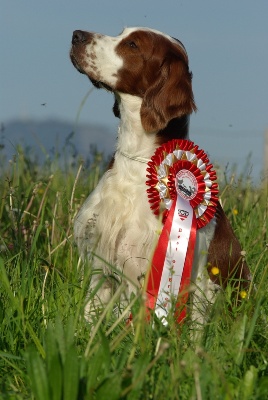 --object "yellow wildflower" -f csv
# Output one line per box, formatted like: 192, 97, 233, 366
232, 208, 238, 215
211, 266, 220, 276
239, 290, 247, 299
